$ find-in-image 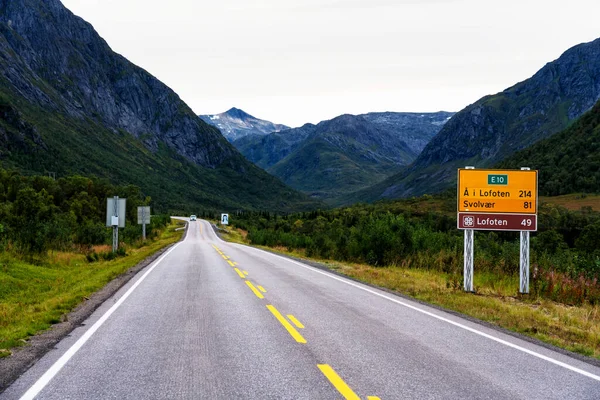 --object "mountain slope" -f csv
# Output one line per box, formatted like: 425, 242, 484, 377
199, 107, 289, 142
357, 37, 600, 202
0, 0, 315, 212
497, 99, 600, 196
234, 112, 453, 201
